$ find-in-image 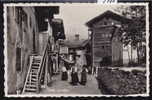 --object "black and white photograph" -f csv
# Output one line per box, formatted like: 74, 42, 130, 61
4, 3, 149, 97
